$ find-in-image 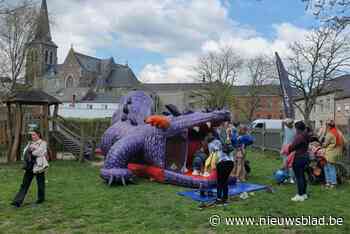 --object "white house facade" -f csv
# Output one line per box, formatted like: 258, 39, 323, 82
295, 92, 336, 130
56, 102, 119, 119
